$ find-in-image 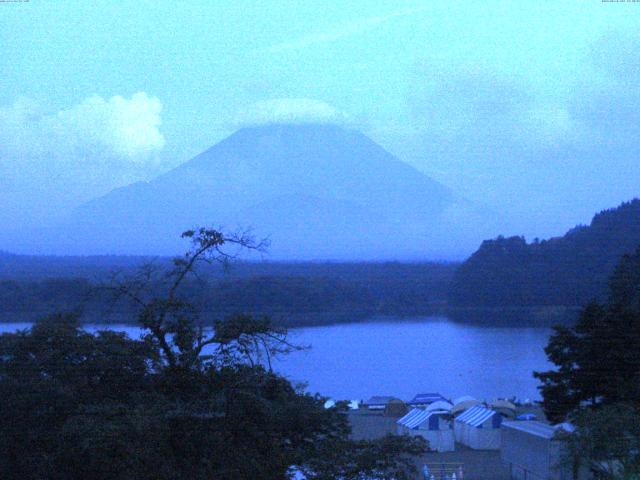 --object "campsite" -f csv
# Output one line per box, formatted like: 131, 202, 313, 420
344, 392, 581, 480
